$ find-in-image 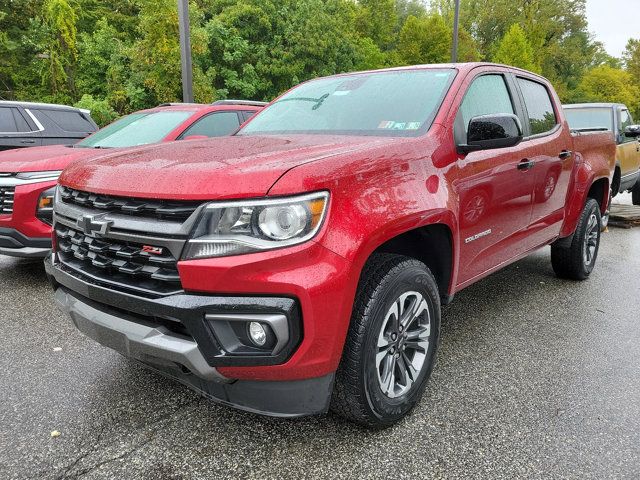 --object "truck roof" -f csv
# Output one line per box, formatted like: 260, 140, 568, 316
0, 100, 86, 111
564, 103, 627, 109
